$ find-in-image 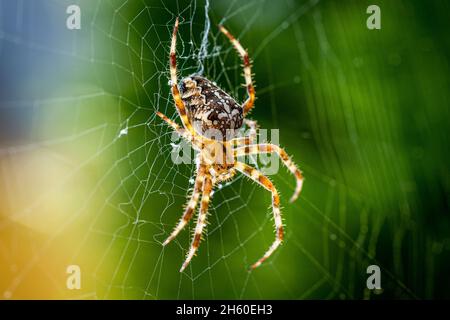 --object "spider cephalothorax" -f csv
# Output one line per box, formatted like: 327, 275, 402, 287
180, 76, 243, 140
157, 18, 304, 272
